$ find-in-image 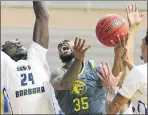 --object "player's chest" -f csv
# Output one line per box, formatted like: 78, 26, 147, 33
11, 63, 49, 87
70, 75, 99, 97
